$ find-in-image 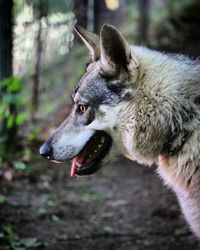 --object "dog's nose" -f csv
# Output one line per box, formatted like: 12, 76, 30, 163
39, 143, 53, 160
